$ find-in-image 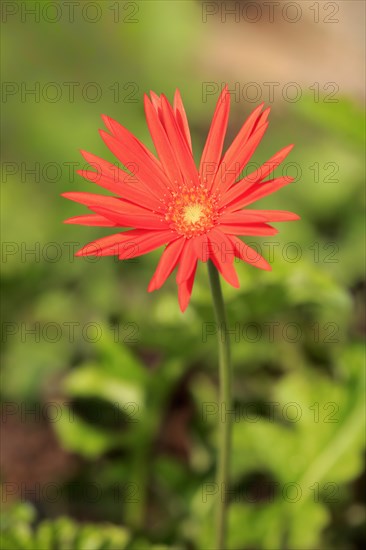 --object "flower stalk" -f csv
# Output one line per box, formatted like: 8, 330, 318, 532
207, 260, 232, 549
